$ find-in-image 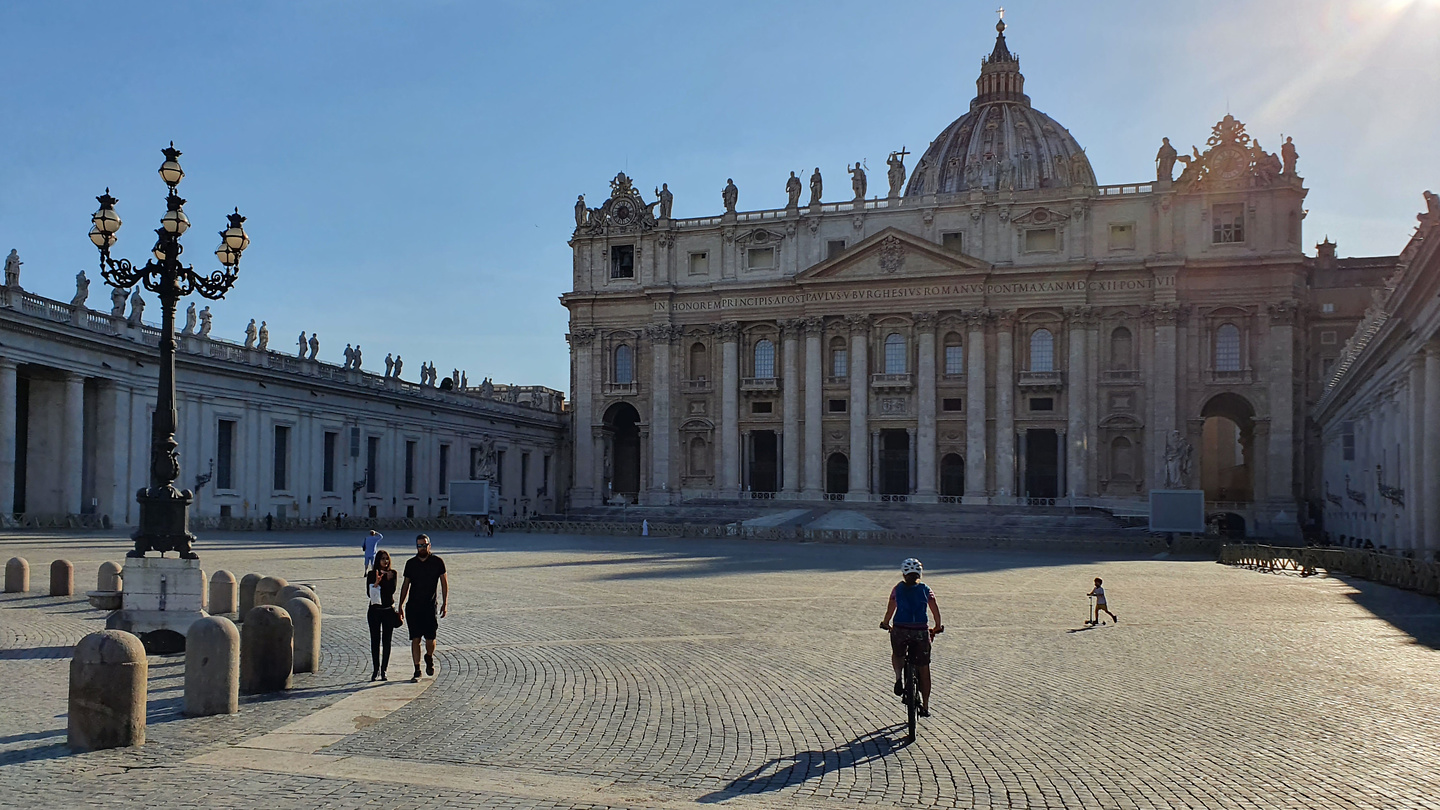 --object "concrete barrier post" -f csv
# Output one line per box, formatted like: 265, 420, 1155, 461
237, 573, 262, 620
50, 559, 74, 596
208, 570, 238, 615
253, 576, 288, 608
185, 616, 240, 716
239, 605, 293, 694
285, 596, 321, 674
277, 584, 320, 611
97, 561, 122, 591
68, 630, 147, 751
4, 556, 28, 593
